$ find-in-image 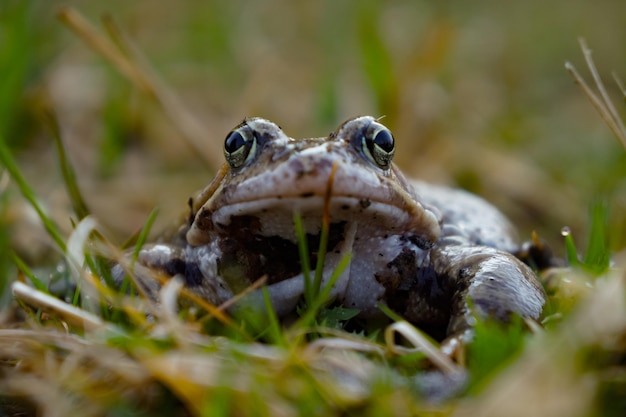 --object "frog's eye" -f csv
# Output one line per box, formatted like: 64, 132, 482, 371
224, 126, 257, 168
361, 122, 395, 170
